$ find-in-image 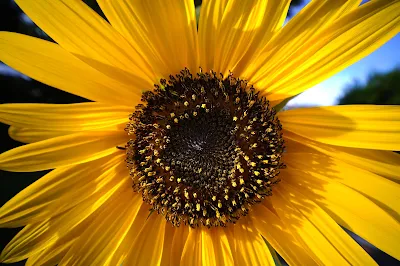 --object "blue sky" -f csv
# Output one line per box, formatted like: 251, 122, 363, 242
287, 0, 400, 107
